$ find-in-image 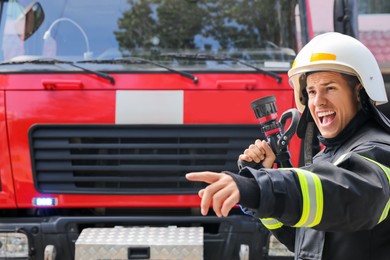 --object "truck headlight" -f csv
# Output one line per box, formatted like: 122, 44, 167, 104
267, 234, 294, 257
0, 232, 29, 258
